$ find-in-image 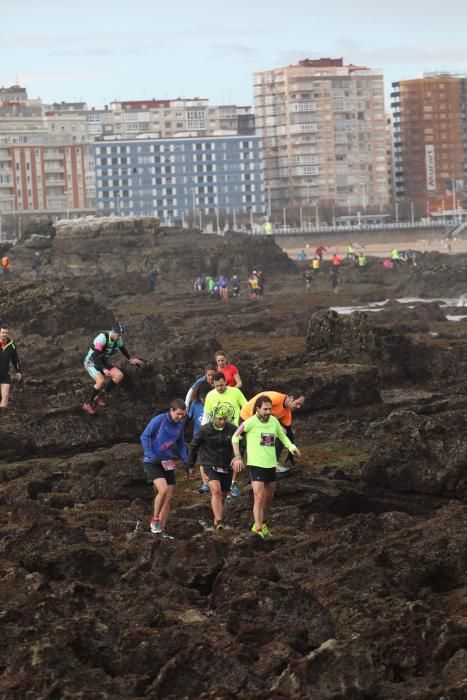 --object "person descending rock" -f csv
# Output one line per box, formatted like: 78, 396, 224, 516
248, 271, 260, 300
1, 254, 11, 282
240, 389, 304, 474
217, 274, 229, 301
230, 275, 240, 298
187, 404, 238, 530
32, 252, 43, 280
185, 363, 217, 494
232, 395, 300, 538
185, 363, 217, 413
330, 267, 340, 293
140, 398, 189, 538
215, 350, 242, 389
82, 321, 143, 414
148, 266, 158, 292
0, 322, 22, 409
203, 371, 247, 497
303, 268, 314, 291
315, 245, 327, 262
